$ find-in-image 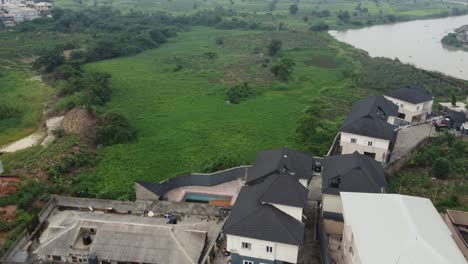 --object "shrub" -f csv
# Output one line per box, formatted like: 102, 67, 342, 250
289, 4, 299, 15
268, 39, 282, 56
432, 157, 450, 179
33, 48, 65, 73
271, 58, 295, 81
96, 112, 137, 146
310, 22, 329, 31
226, 83, 253, 104
0, 105, 21, 120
